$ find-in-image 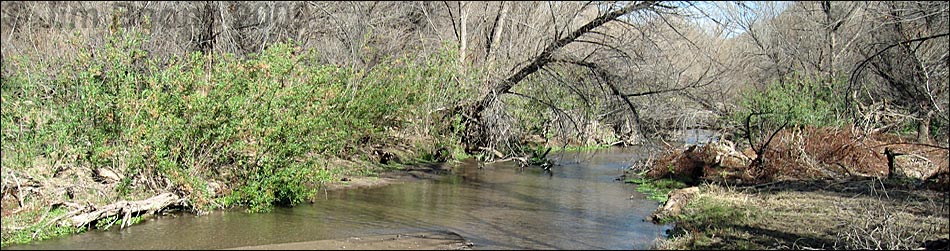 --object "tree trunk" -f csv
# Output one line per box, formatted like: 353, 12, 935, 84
459, 1, 658, 152
459, 2, 467, 66
196, 1, 216, 54
918, 110, 933, 144
485, 2, 509, 69
67, 193, 183, 229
